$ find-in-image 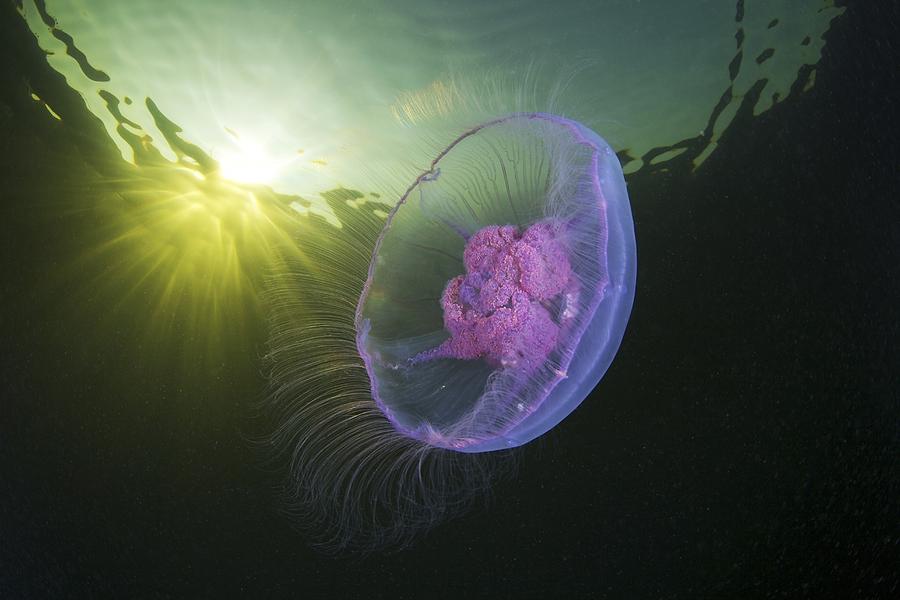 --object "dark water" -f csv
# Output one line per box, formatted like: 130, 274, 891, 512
2, 1, 898, 598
